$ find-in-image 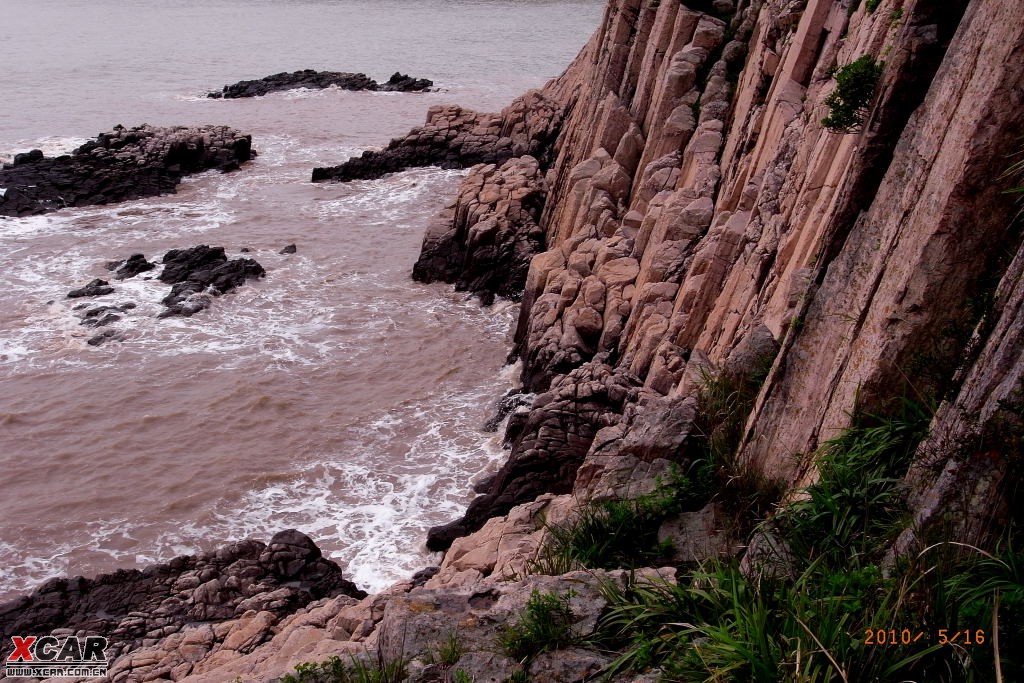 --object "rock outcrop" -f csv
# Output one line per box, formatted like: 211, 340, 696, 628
417, 0, 1024, 561
0, 125, 254, 217
311, 90, 566, 182
0, 531, 364, 670
207, 70, 432, 99
158, 246, 266, 318
412, 155, 547, 304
